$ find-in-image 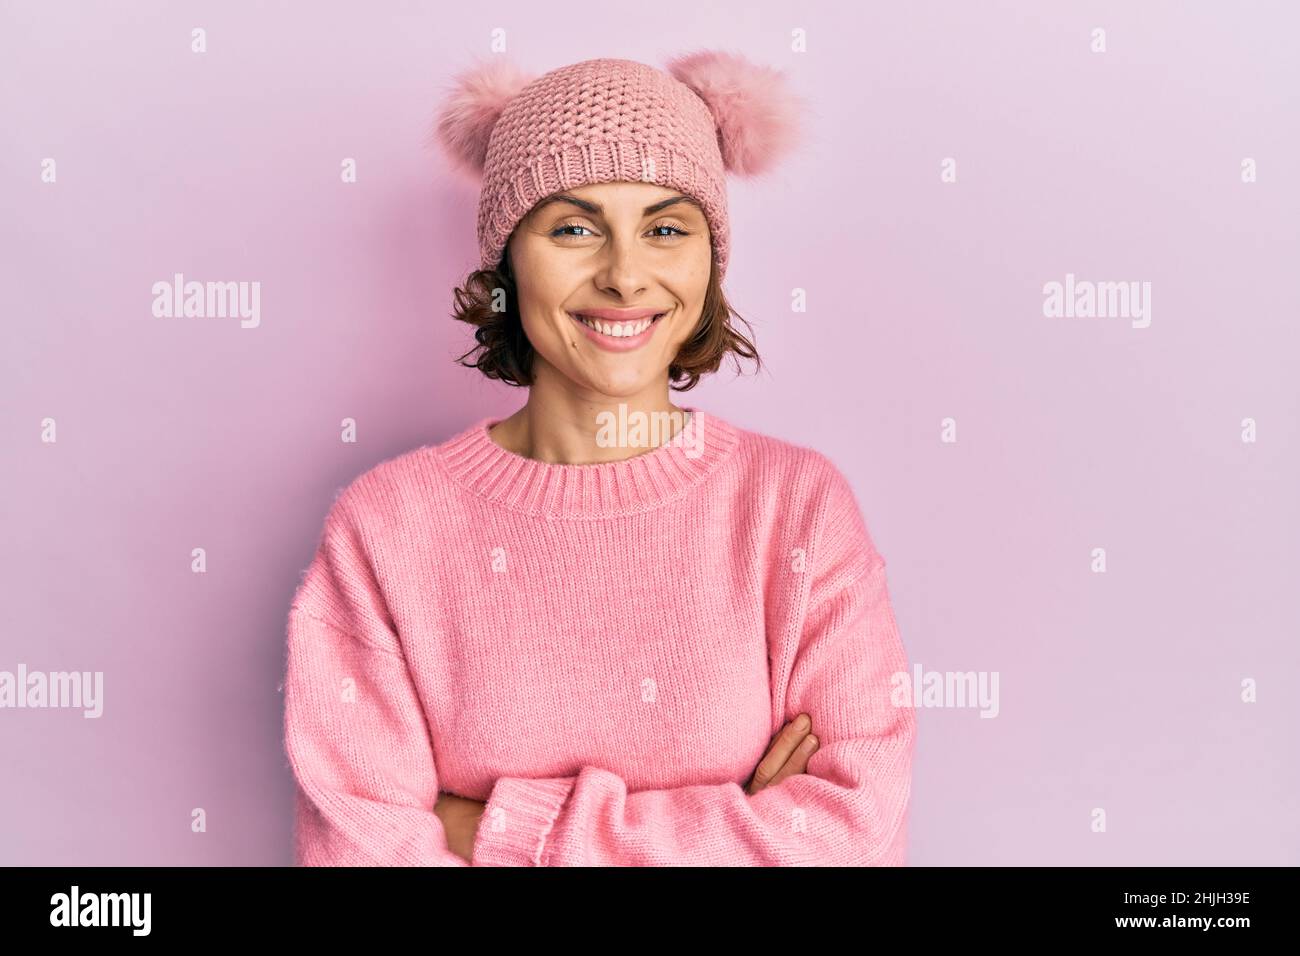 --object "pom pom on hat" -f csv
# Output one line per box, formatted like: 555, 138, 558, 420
666, 49, 804, 177
431, 56, 536, 178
